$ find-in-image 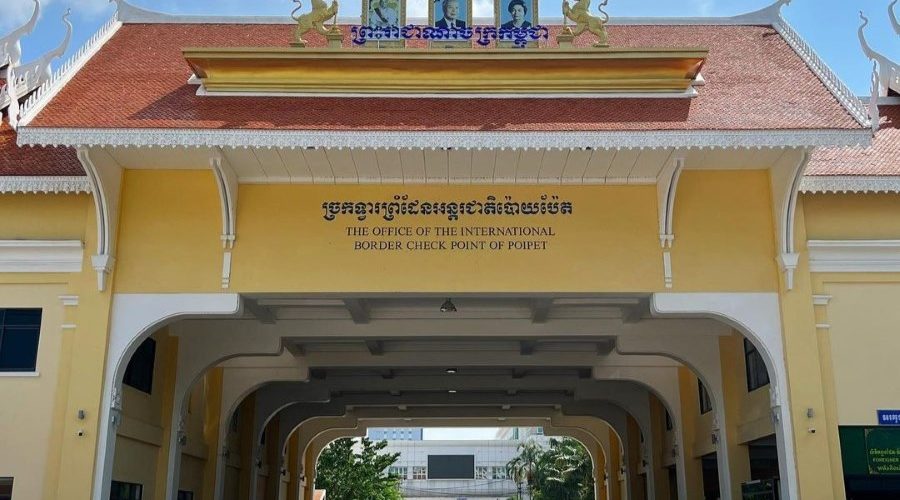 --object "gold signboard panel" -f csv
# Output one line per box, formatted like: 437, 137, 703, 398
183, 47, 707, 94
